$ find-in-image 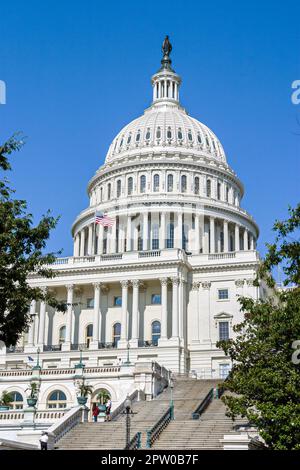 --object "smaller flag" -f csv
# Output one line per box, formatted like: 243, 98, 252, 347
27, 356, 34, 362
95, 211, 115, 227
